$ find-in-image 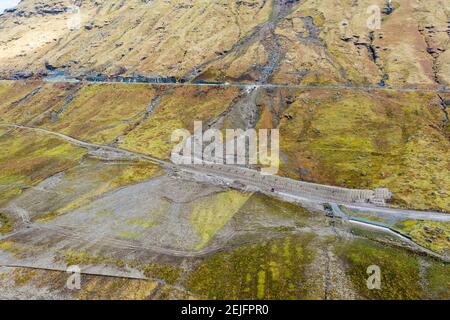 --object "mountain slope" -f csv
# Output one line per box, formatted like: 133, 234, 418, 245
0, 0, 448, 87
